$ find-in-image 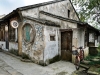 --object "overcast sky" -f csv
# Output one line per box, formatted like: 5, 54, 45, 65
0, 0, 52, 15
